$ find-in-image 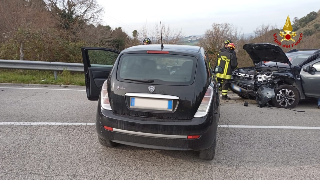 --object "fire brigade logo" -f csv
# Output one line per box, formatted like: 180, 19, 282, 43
279, 16, 297, 42
274, 15, 303, 48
